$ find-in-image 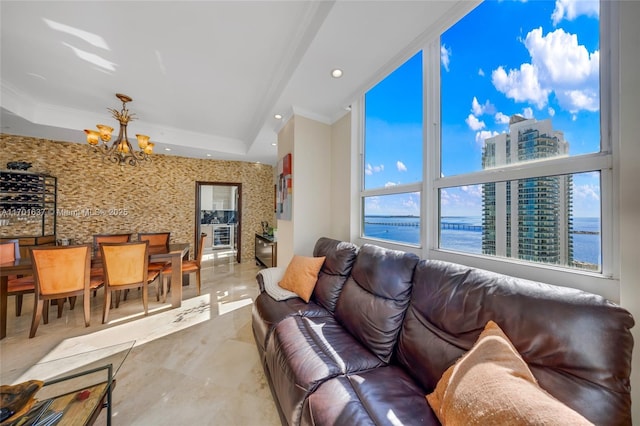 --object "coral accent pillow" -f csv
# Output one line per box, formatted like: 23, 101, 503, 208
426, 320, 593, 425
278, 255, 326, 303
